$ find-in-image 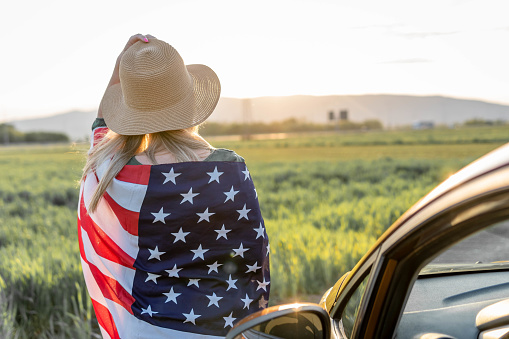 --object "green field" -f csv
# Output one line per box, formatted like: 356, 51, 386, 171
1, 126, 508, 337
